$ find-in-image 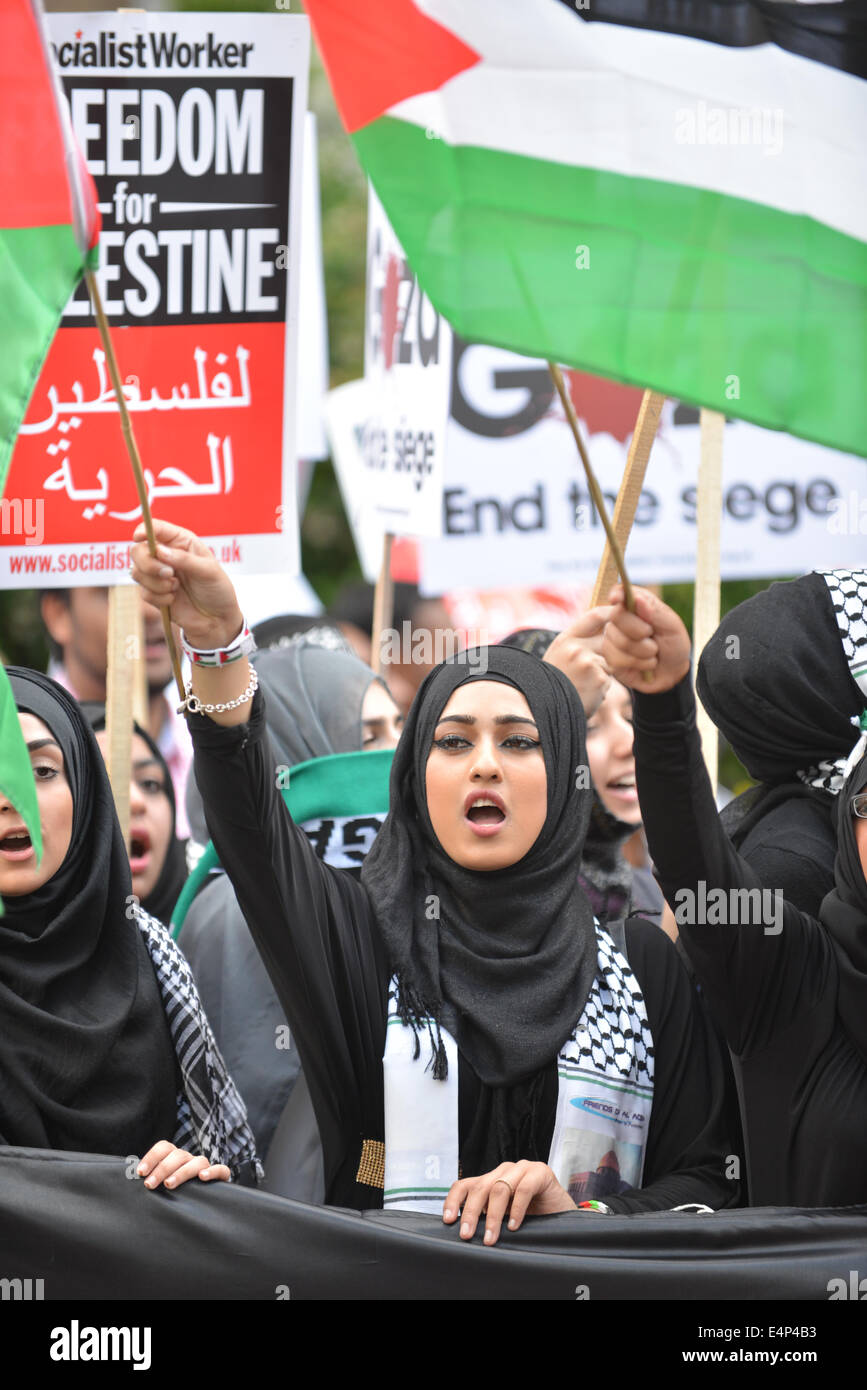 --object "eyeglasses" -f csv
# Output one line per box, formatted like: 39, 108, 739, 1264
852, 792, 867, 819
